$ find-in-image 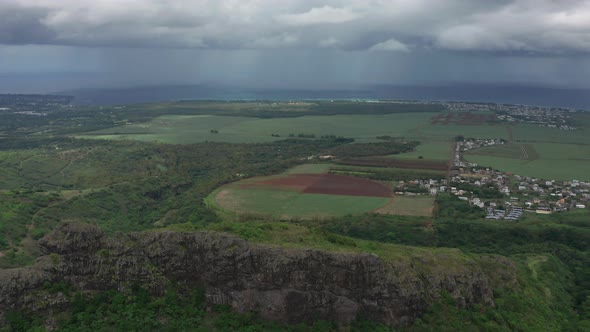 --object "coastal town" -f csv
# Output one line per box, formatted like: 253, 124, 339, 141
444, 135, 589, 220
395, 130, 589, 222
444, 101, 578, 130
